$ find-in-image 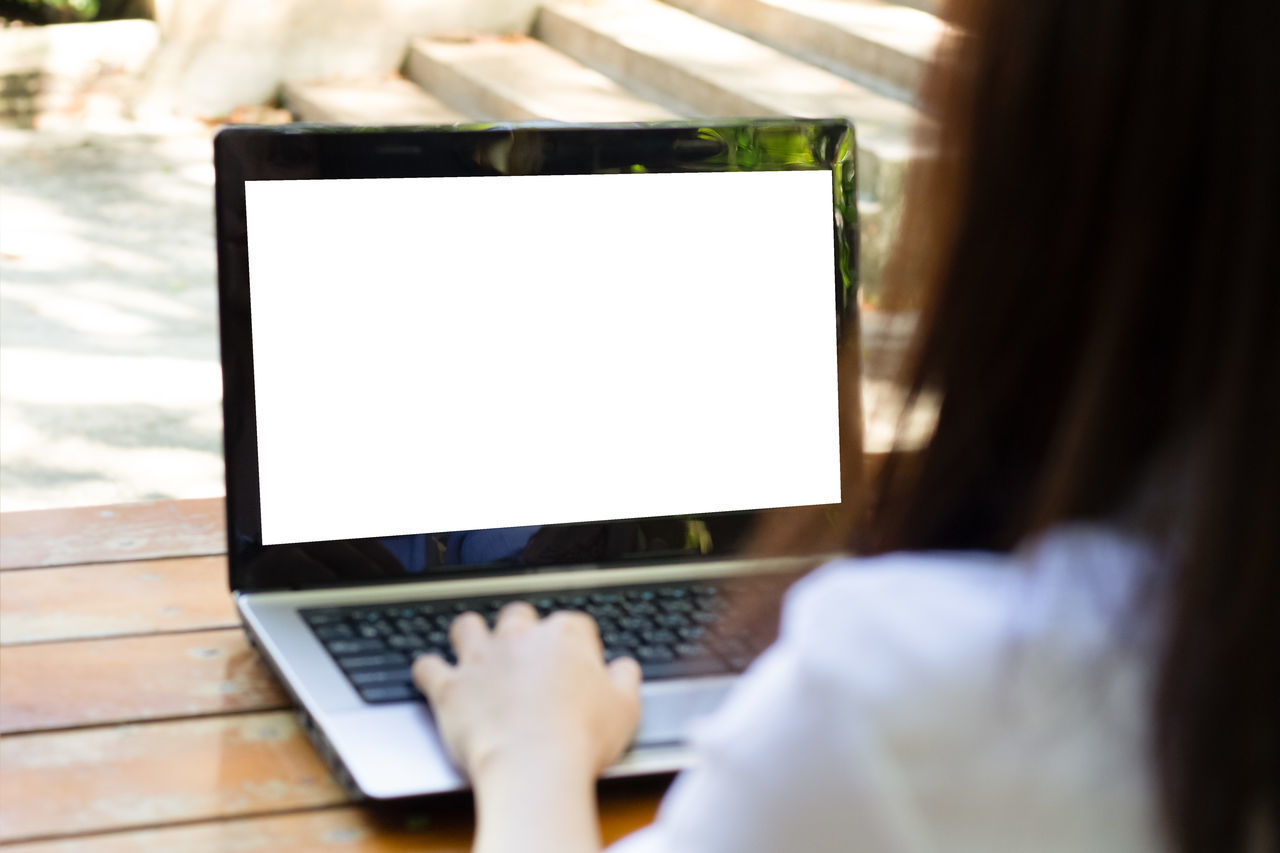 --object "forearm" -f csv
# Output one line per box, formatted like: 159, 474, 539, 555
472, 751, 602, 853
